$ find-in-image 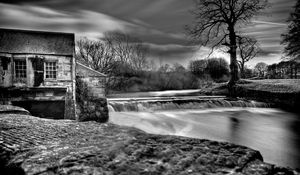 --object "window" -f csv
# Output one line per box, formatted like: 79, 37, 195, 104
45, 61, 57, 79
14, 60, 27, 78
1, 56, 9, 70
